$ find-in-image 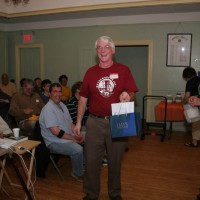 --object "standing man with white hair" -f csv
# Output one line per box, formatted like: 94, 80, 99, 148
75, 36, 138, 200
